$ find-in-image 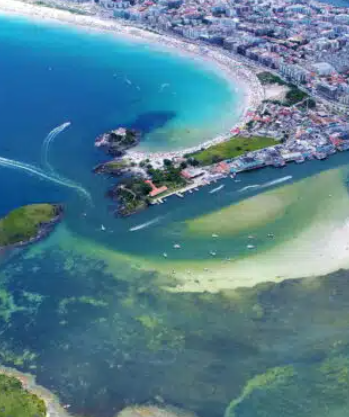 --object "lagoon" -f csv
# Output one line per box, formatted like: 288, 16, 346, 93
1, 10, 349, 417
